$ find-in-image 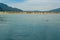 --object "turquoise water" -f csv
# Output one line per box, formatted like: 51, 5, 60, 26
0, 14, 60, 40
